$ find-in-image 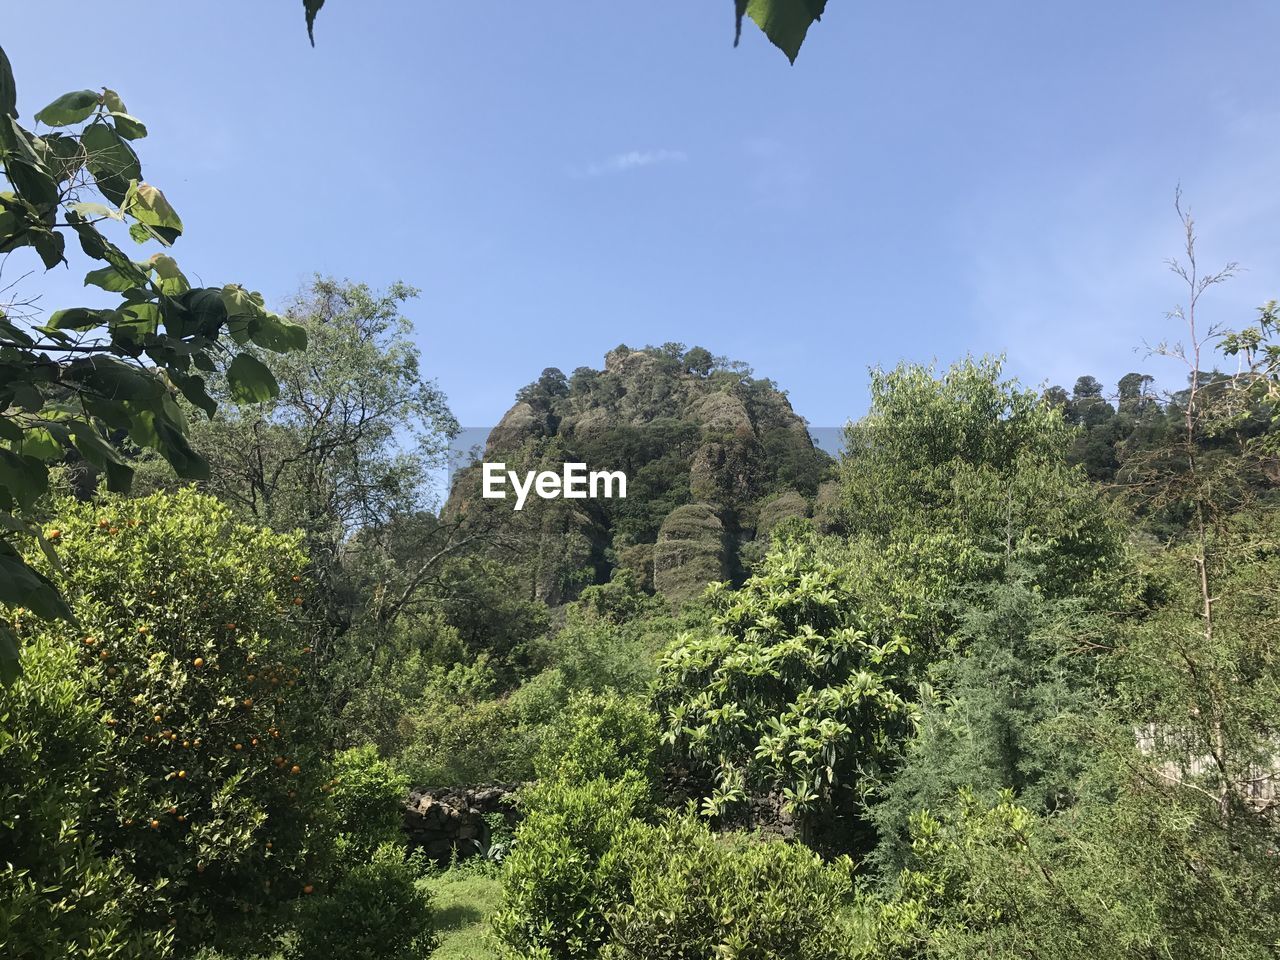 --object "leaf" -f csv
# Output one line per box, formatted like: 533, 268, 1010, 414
0, 45, 16, 120
39, 132, 87, 182
170, 370, 217, 418
47, 307, 112, 331
0, 449, 49, 509
305, 0, 326, 45
69, 201, 123, 221
734, 0, 827, 64
124, 182, 182, 245
149, 254, 189, 295
110, 112, 147, 140
34, 89, 99, 127
85, 264, 143, 293
226, 353, 280, 404
250, 313, 308, 353
64, 355, 166, 402
5, 157, 59, 210
0, 547, 73, 622
82, 120, 142, 207
0, 621, 20, 685
102, 89, 126, 114
31, 228, 65, 269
